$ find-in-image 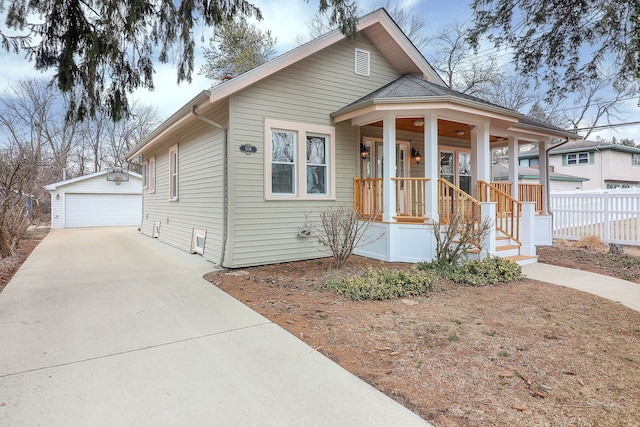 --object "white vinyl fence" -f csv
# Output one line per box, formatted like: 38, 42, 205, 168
550, 189, 640, 245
